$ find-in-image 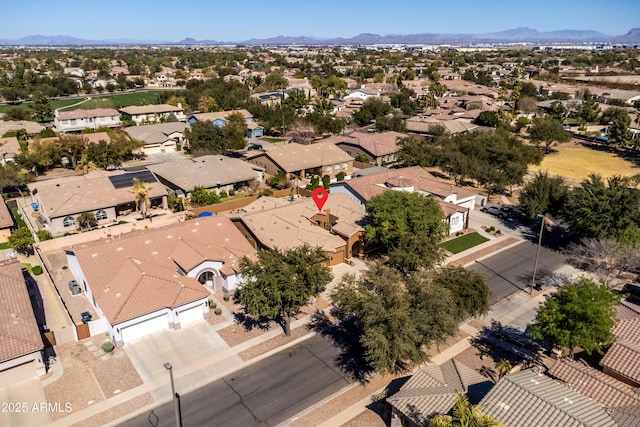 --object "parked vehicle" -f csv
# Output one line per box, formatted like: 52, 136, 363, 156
480, 205, 508, 219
